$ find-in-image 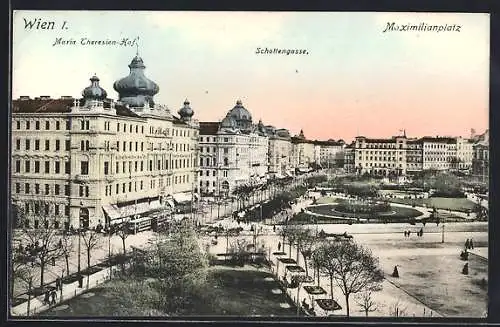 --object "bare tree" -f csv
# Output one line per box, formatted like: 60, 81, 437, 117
115, 222, 130, 255
18, 218, 65, 287
295, 227, 315, 276
355, 286, 380, 317
389, 299, 407, 317
81, 229, 101, 269
60, 233, 74, 277
313, 240, 384, 317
